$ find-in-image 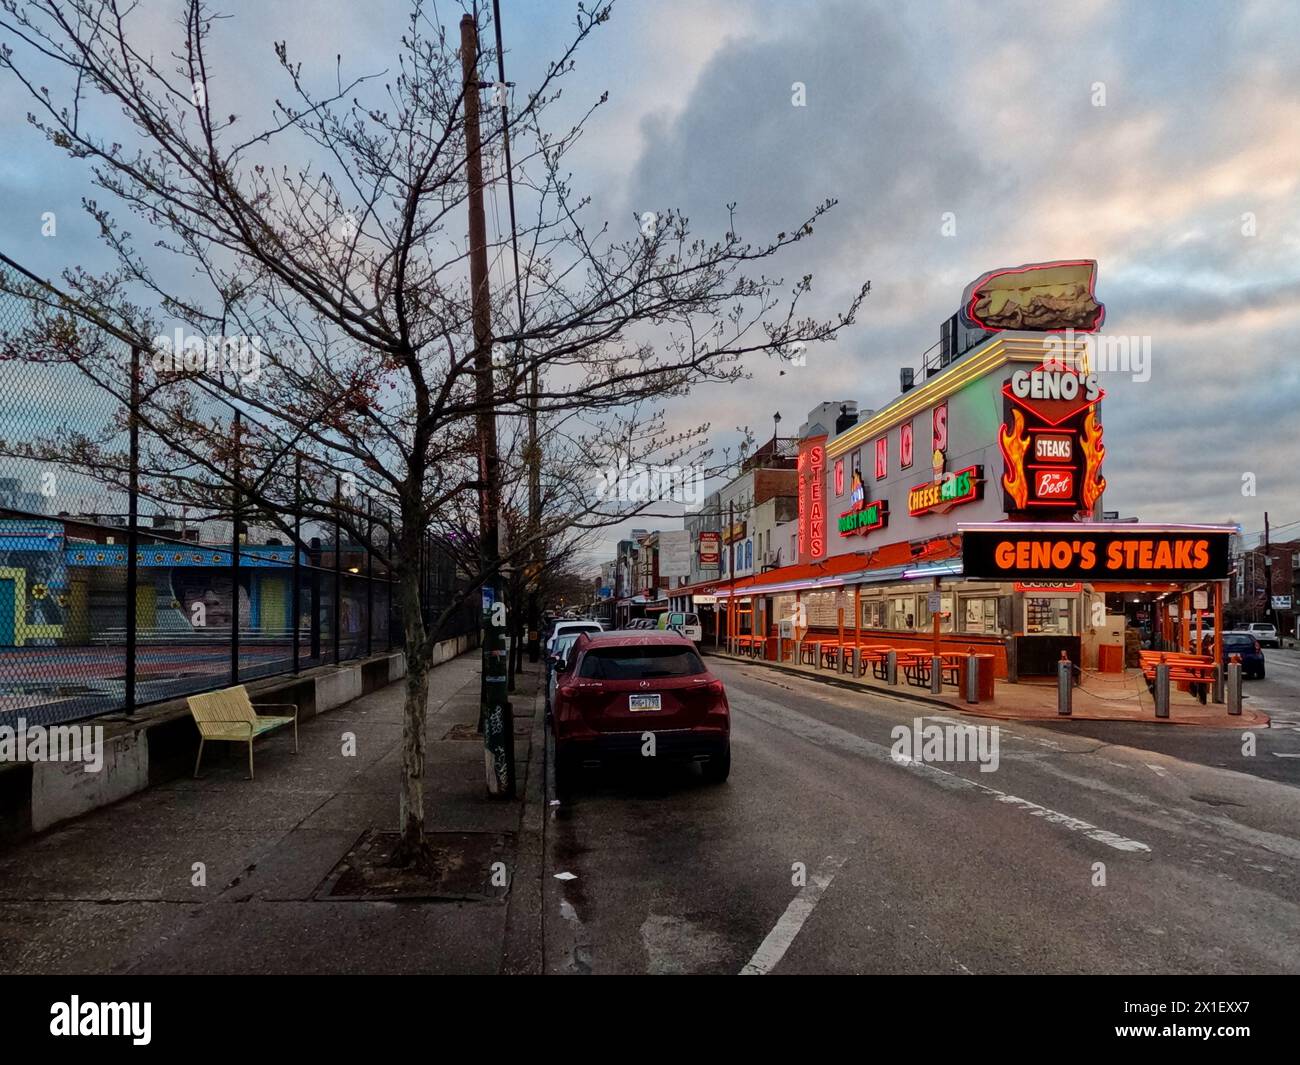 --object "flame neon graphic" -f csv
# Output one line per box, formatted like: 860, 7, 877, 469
999, 409, 1031, 509
1080, 407, 1107, 510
